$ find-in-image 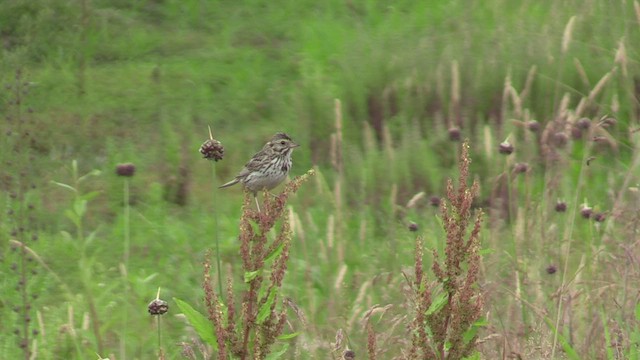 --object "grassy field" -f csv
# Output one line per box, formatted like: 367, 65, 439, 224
2, 0, 640, 359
